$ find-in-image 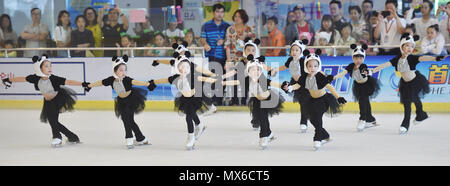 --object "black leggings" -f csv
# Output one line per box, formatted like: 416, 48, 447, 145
401, 97, 427, 129
253, 107, 271, 138
186, 111, 201, 133
308, 100, 330, 142
120, 110, 145, 142
358, 95, 375, 122
45, 100, 78, 141
299, 101, 308, 125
